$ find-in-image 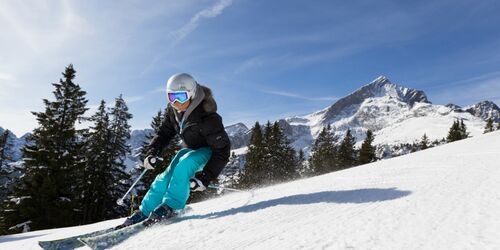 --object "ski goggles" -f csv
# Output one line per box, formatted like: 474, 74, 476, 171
167, 91, 191, 103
